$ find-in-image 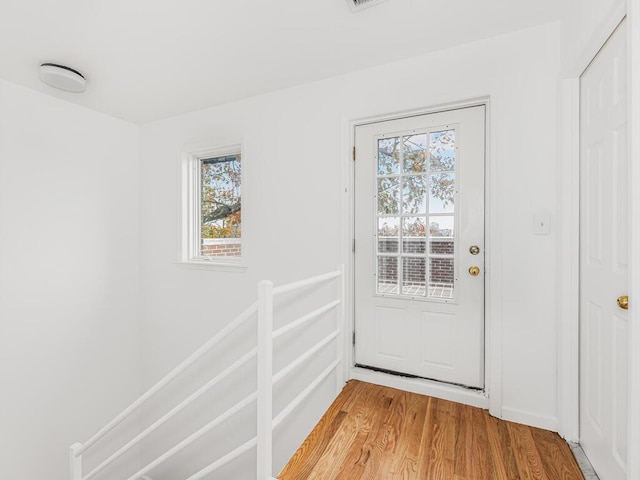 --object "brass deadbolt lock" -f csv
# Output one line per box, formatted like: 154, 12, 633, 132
469, 266, 480, 277
469, 245, 480, 255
